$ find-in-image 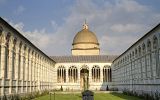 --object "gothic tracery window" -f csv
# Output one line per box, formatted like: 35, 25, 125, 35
12, 39, 16, 79
146, 40, 152, 78
142, 43, 146, 79
5, 33, 10, 79
152, 36, 159, 77
92, 65, 100, 82
68, 66, 77, 83
103, 65, 111, 82
57, 66, 66, 83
